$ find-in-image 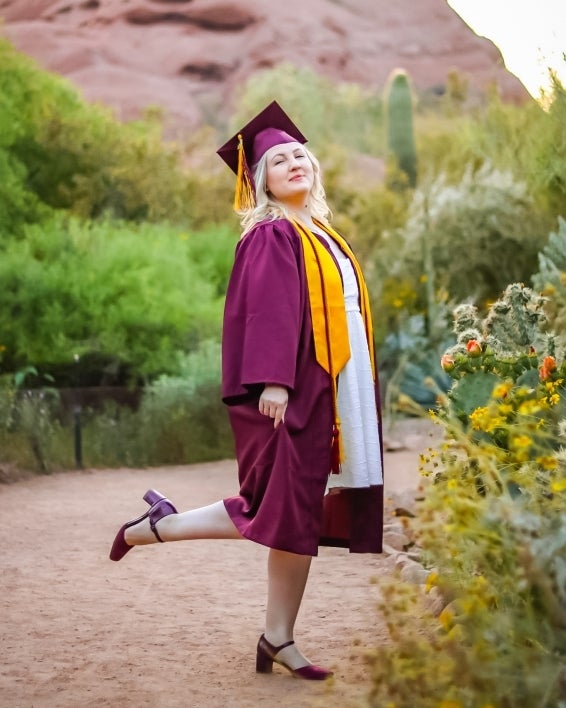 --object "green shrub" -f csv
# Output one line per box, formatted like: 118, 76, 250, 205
231, 62, 384, 157
0, 37, 232, 232
392, 164, 547, 306
368, 283, 566, 707
0, 216, 236, 381
0, 342, 232, 470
